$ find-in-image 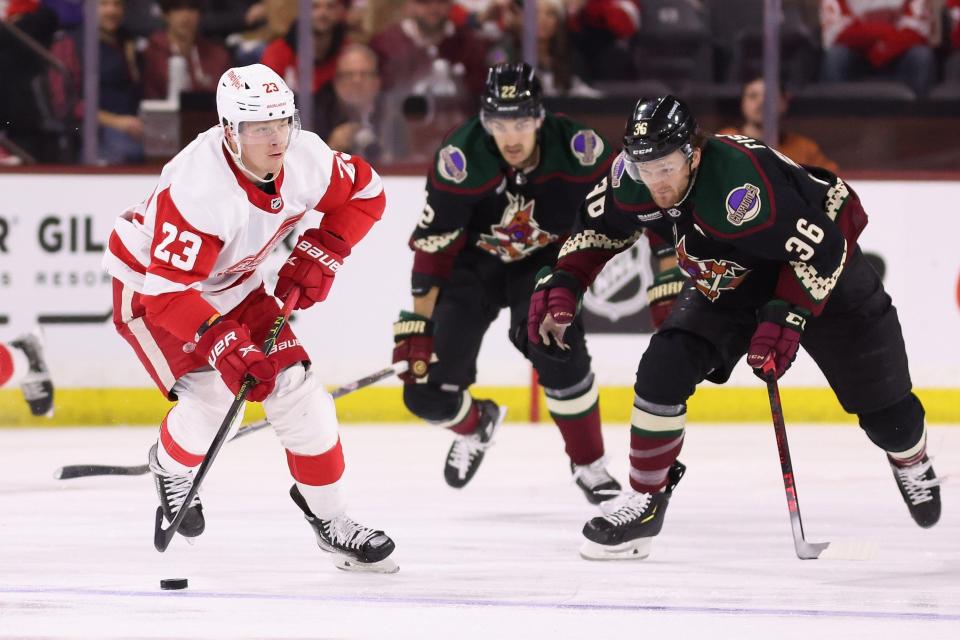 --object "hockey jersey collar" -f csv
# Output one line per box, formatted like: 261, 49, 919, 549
221, 144, 286, 213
